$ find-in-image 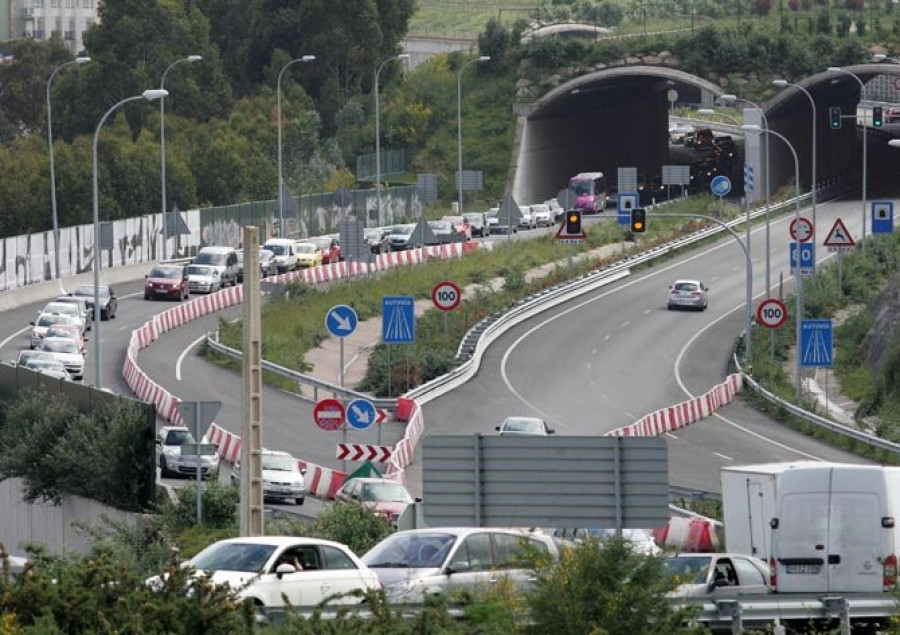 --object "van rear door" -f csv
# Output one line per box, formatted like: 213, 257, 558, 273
774, 487, 830, 592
